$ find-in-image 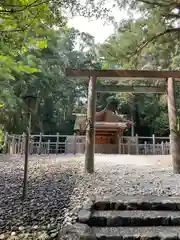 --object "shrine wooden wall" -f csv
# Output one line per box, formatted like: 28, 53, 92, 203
95, 130, 120, 145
